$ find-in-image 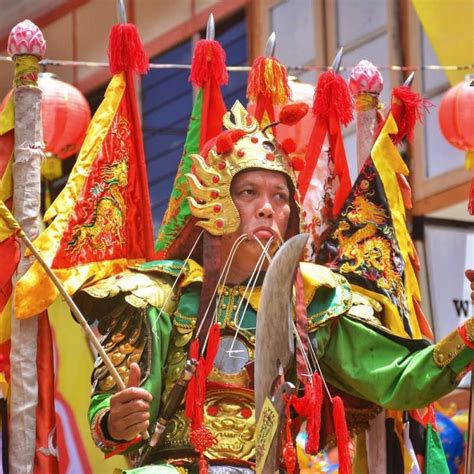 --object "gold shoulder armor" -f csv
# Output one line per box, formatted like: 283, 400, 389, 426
76, 270, 179, 323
